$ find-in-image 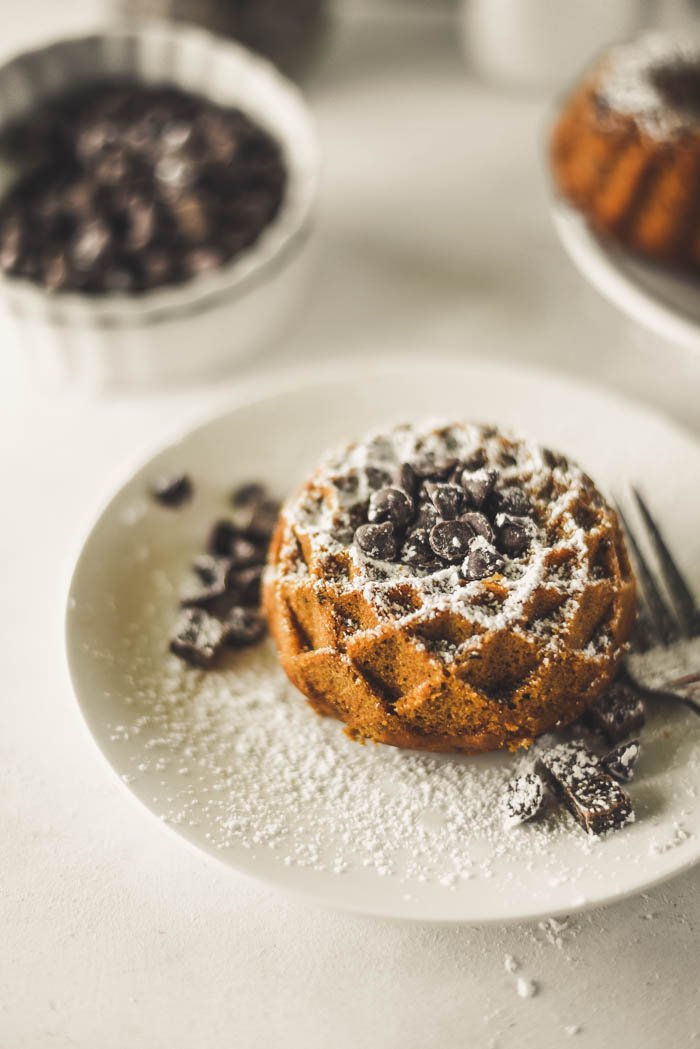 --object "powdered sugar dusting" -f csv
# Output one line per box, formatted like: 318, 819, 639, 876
597, 33, 700, 138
